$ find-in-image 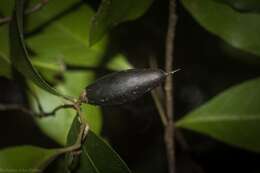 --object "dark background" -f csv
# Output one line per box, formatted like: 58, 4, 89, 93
1, 0, 260, 172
